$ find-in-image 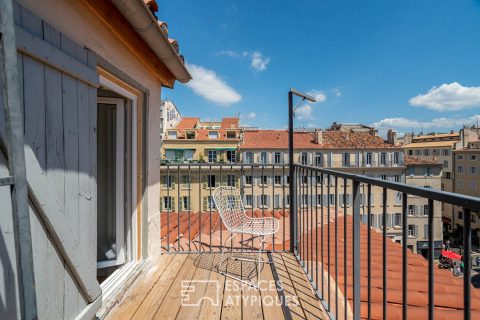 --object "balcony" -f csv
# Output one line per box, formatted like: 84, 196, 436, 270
106, 163, 480, 320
